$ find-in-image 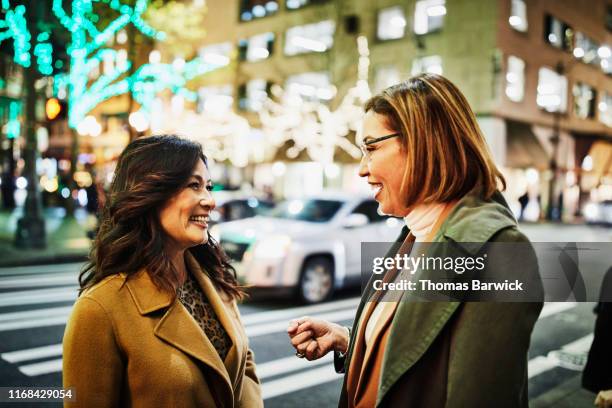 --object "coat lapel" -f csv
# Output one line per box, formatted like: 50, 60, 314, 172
125, 267, 234, 407
186, 253, 244, 388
